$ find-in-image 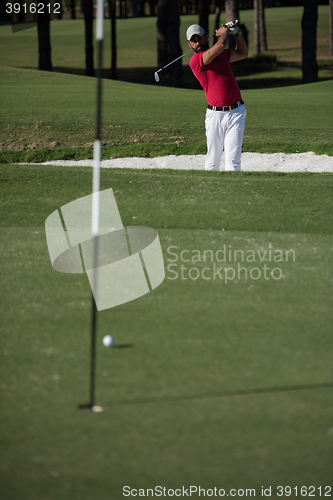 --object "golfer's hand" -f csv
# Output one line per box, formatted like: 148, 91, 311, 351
224, 21, 236, 28
215, 25, 228, 38
228, 25, 241, 35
